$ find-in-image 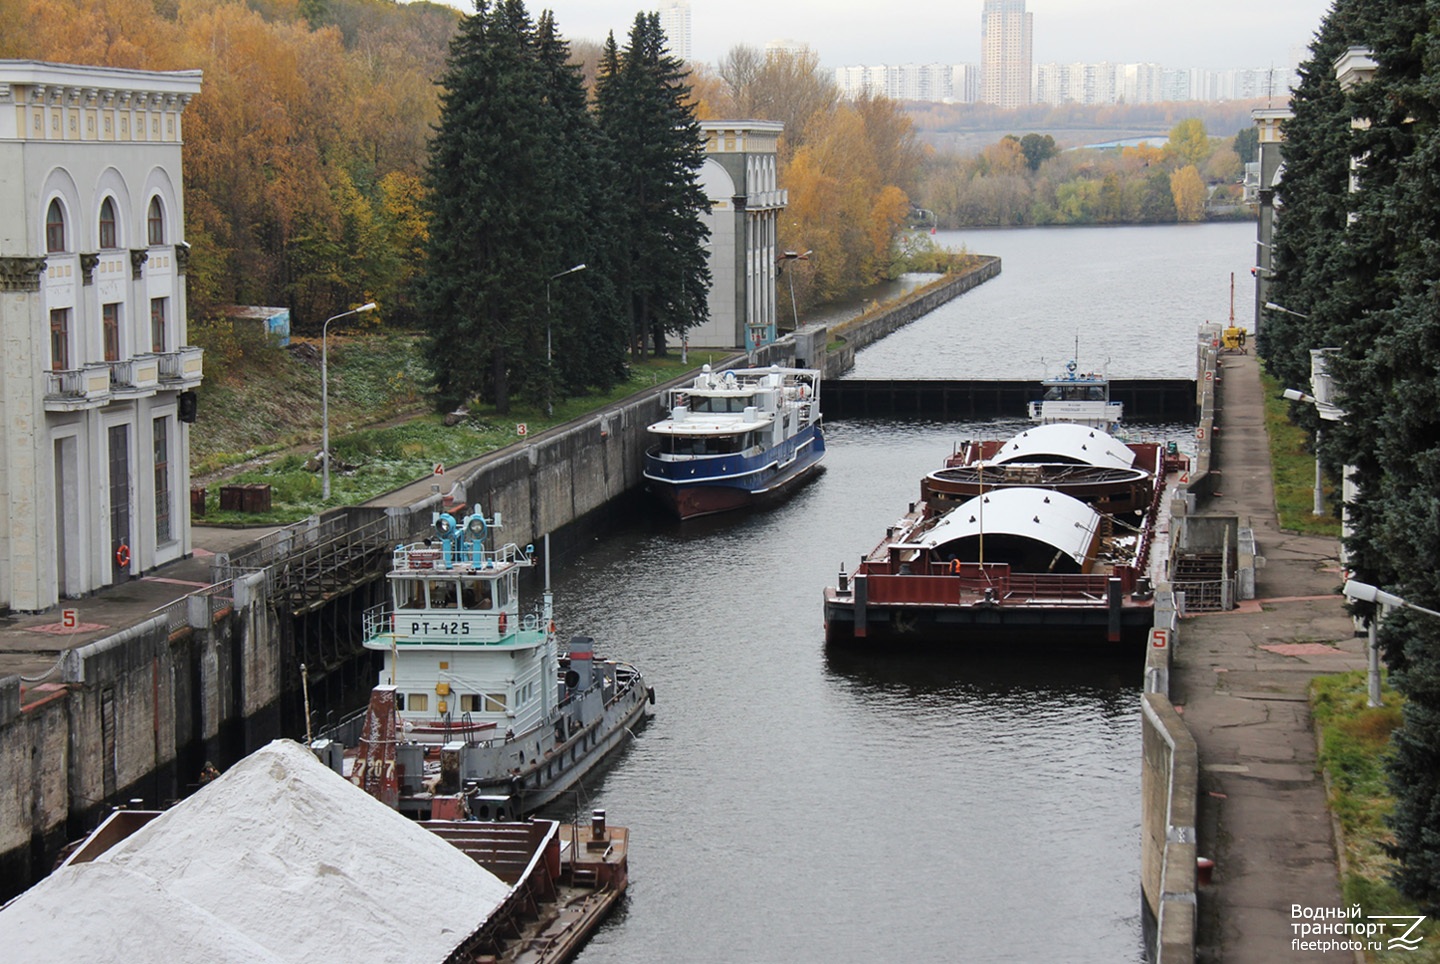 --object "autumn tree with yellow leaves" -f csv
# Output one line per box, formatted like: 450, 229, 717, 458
916, 116, 1246, 227
1, 0, 454, 329
1168, 166, 1208, 221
